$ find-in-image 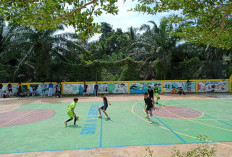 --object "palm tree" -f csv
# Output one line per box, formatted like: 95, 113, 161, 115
12, 26, 84, 81
127, 19, 177, 79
